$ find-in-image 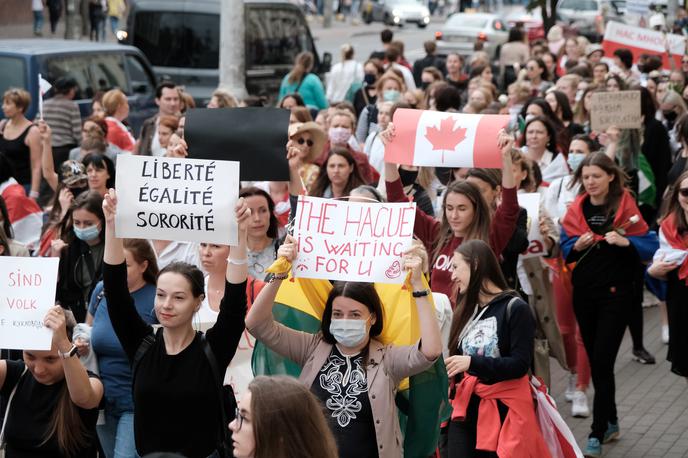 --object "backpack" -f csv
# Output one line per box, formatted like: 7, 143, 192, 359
132, 329, 234, 458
